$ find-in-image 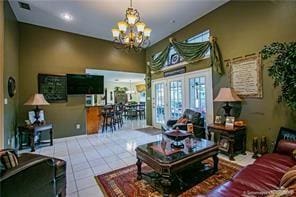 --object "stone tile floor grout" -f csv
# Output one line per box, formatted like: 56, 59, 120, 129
19, 119, 255, 197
